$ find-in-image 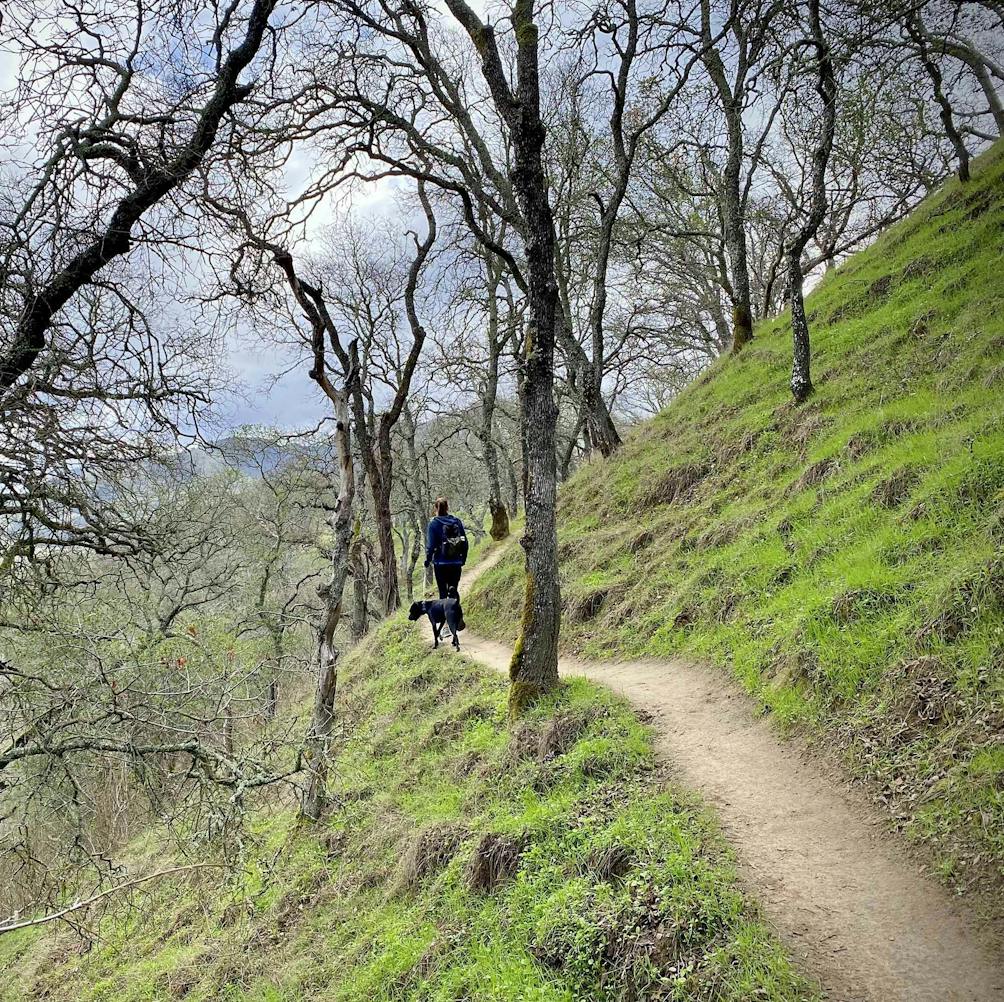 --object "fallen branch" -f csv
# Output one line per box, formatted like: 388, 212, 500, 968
0, 863, 229, 935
